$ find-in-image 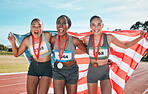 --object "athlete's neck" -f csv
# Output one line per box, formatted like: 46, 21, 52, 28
94, 32, 102, 39
33, 35, 41, 42
59, 33, 68, 41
